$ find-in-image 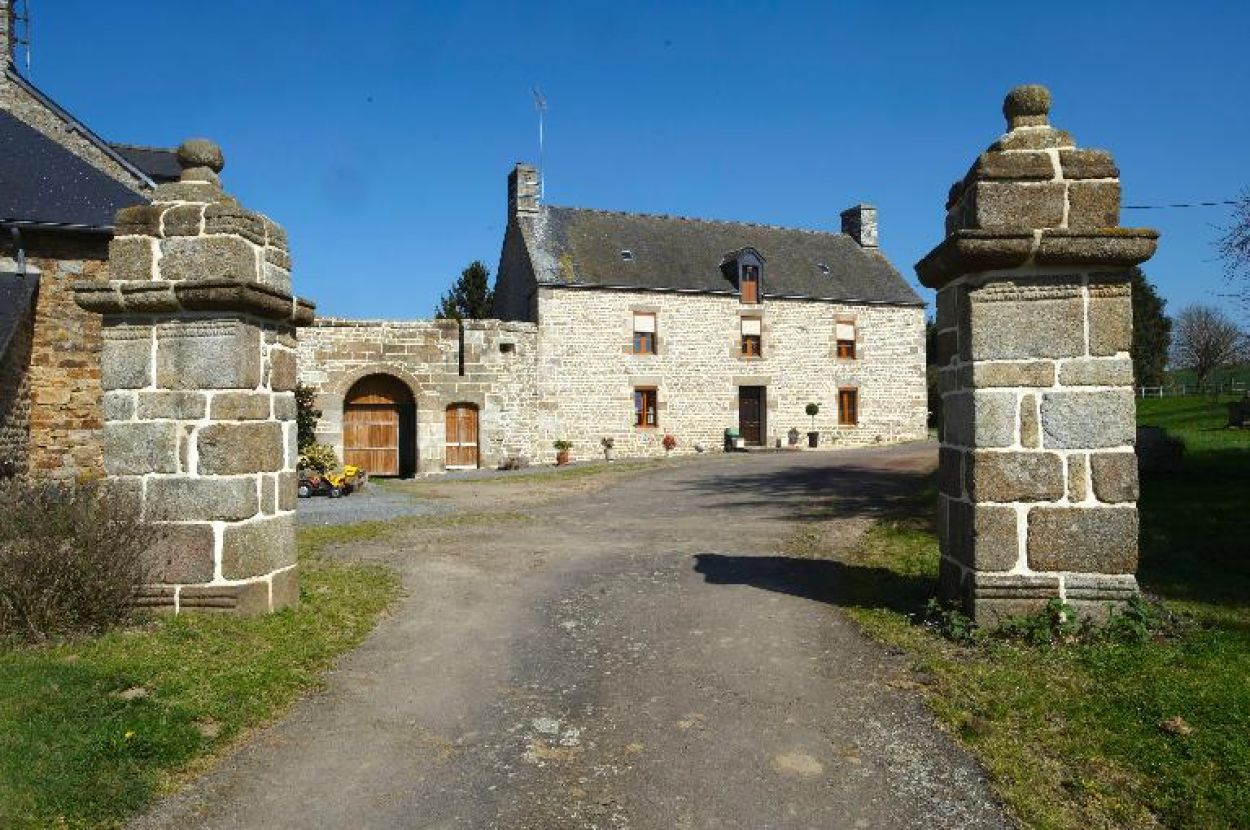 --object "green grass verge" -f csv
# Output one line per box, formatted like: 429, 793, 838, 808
821, 396, 1250, 829
0, 528, 401, 829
